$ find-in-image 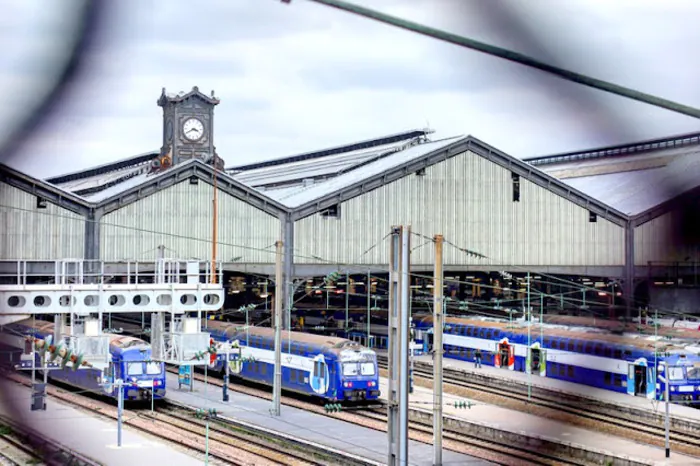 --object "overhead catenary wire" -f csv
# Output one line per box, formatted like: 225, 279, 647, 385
302, 0, 700, 120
